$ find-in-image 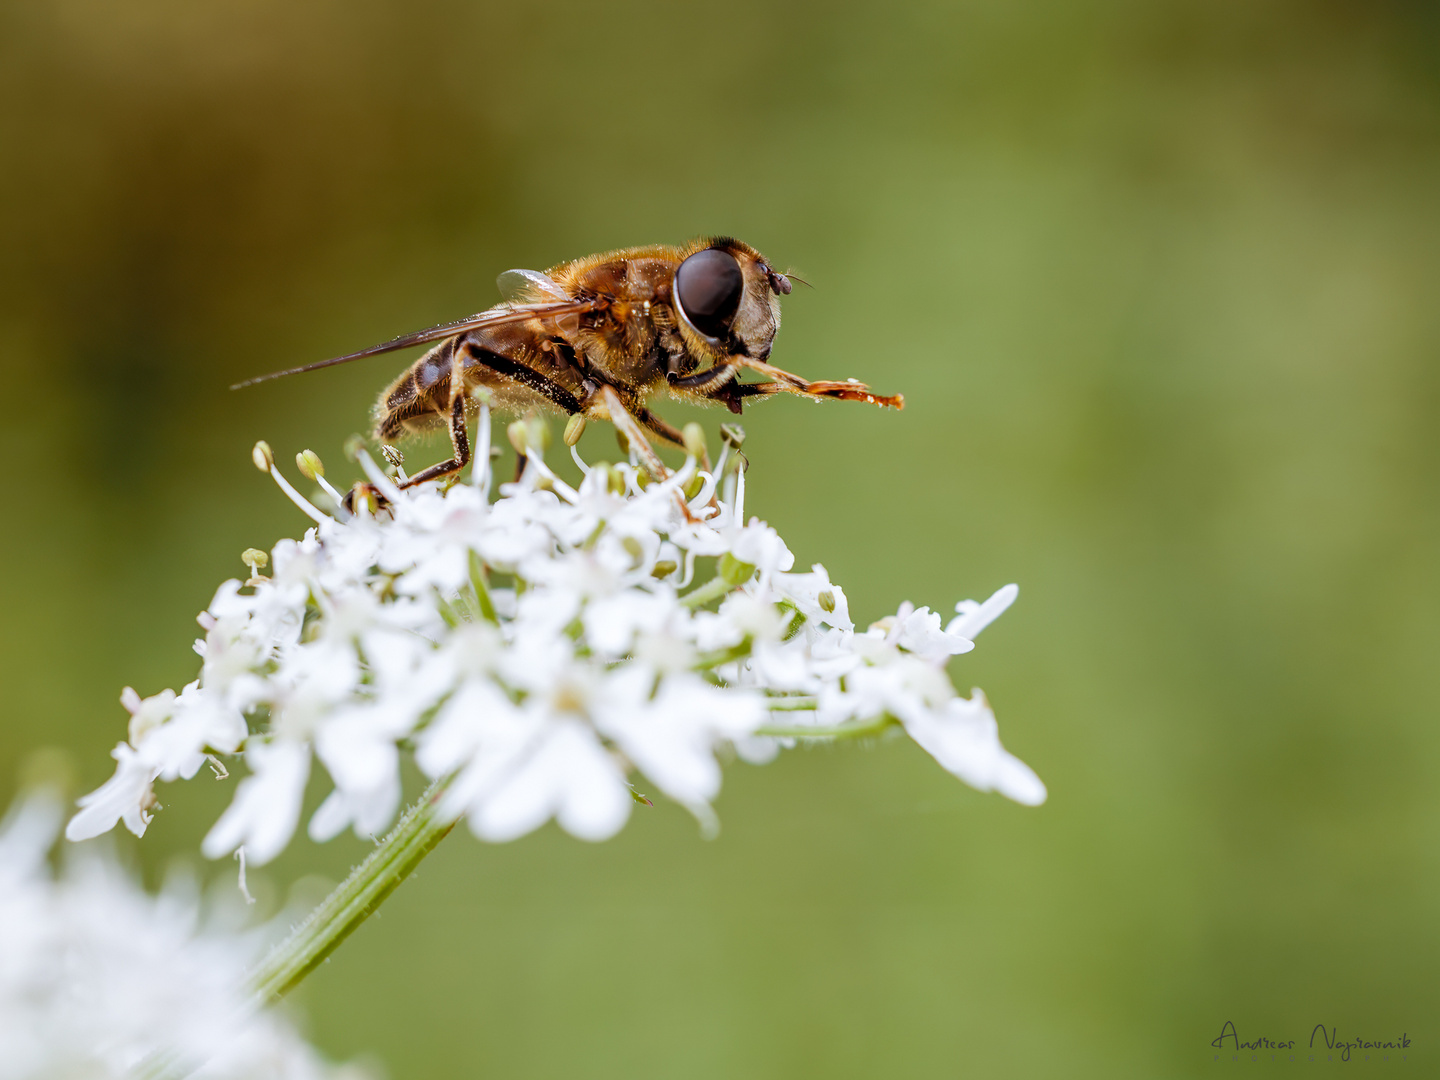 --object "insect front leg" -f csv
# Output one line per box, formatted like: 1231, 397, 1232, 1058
590, 385, 705, 522
630, 403, 713, 473
591, 384, 669, 480
731, 358, 904, 410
